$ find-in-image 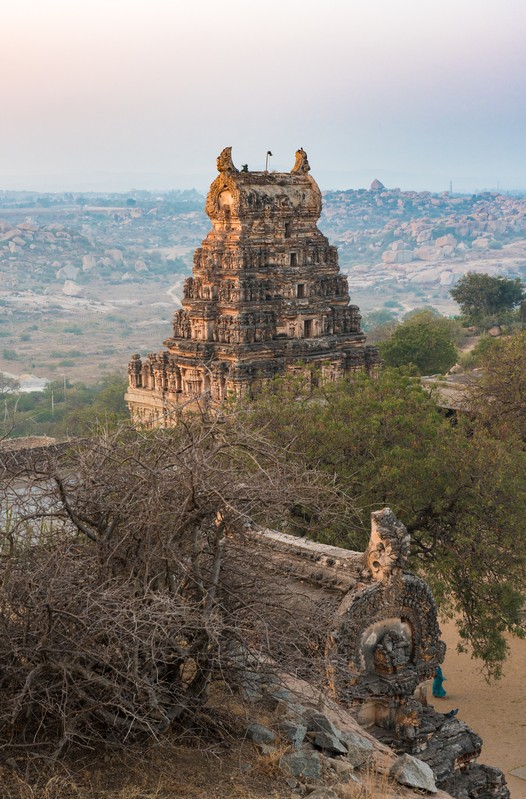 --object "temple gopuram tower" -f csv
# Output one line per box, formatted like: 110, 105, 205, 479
126, 147, 379, 426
